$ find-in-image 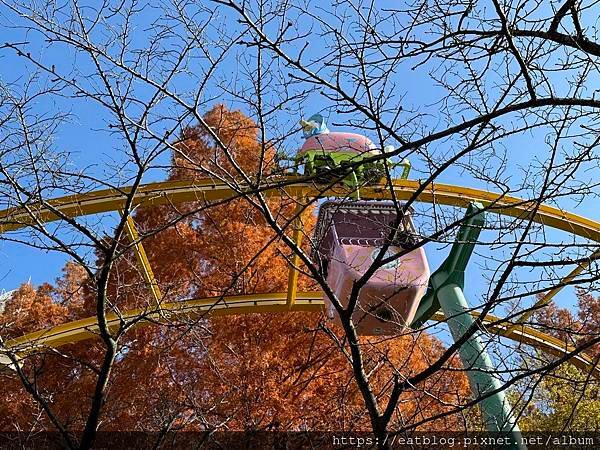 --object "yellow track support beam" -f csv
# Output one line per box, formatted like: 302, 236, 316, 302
286, 201, 306, 309
121, 213, 162, 306
509, 248, 600, 331
3, 292, 596, 376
